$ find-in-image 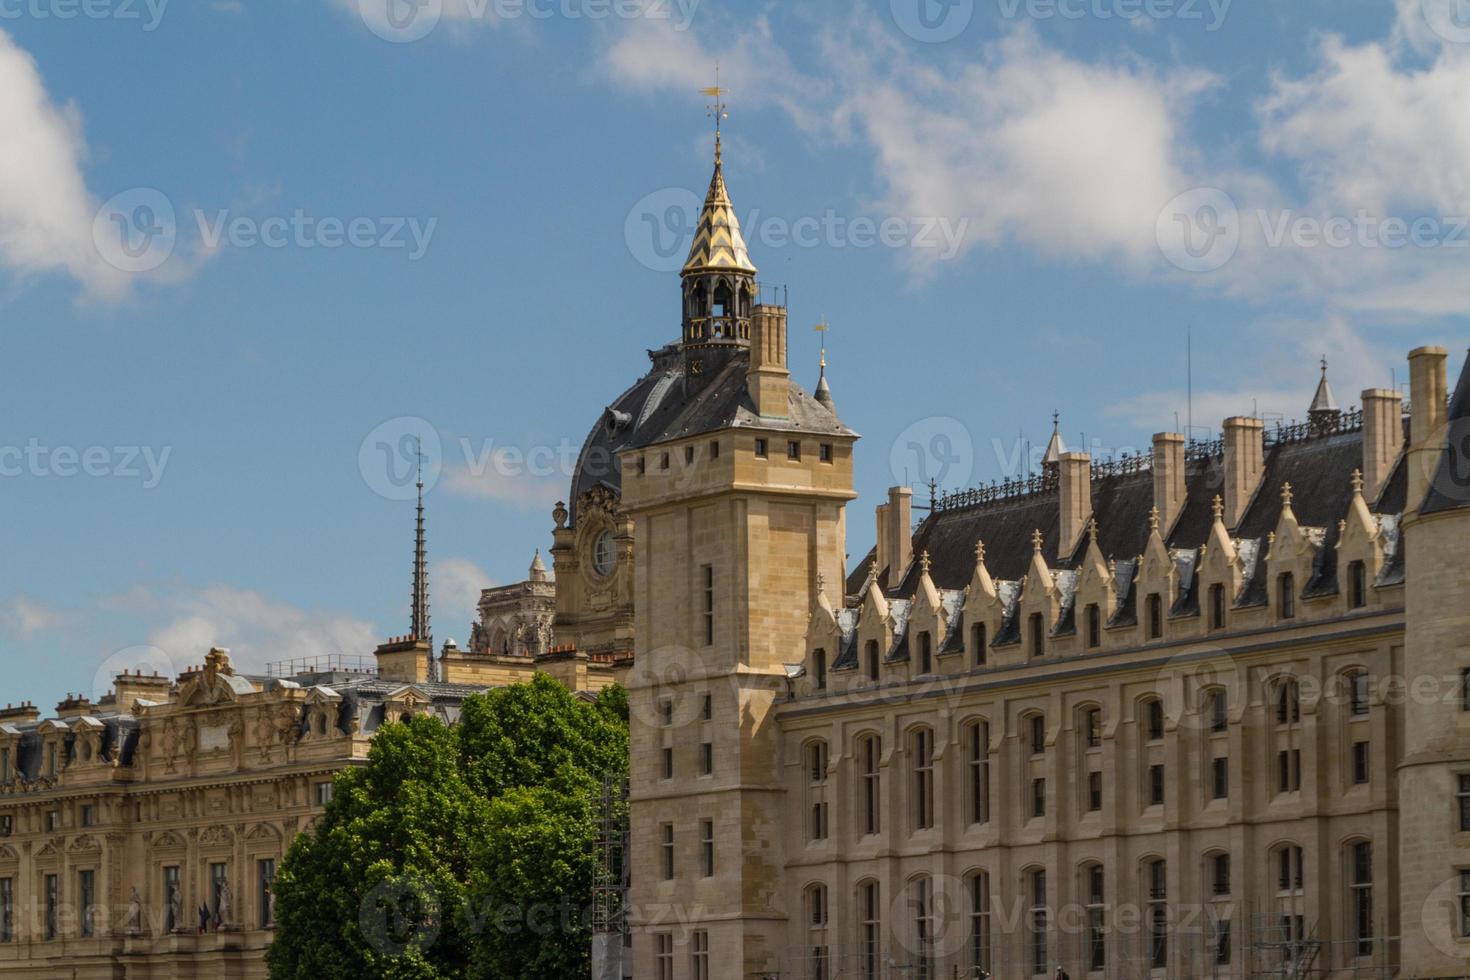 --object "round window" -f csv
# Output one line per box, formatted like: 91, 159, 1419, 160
592, 530, 616, 576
